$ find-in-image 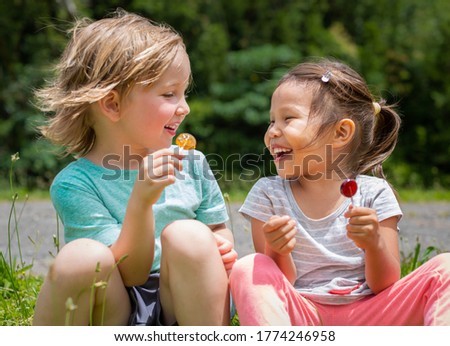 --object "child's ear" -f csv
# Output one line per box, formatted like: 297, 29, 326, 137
333, 118, 355, 148
98, 90, 121, 122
